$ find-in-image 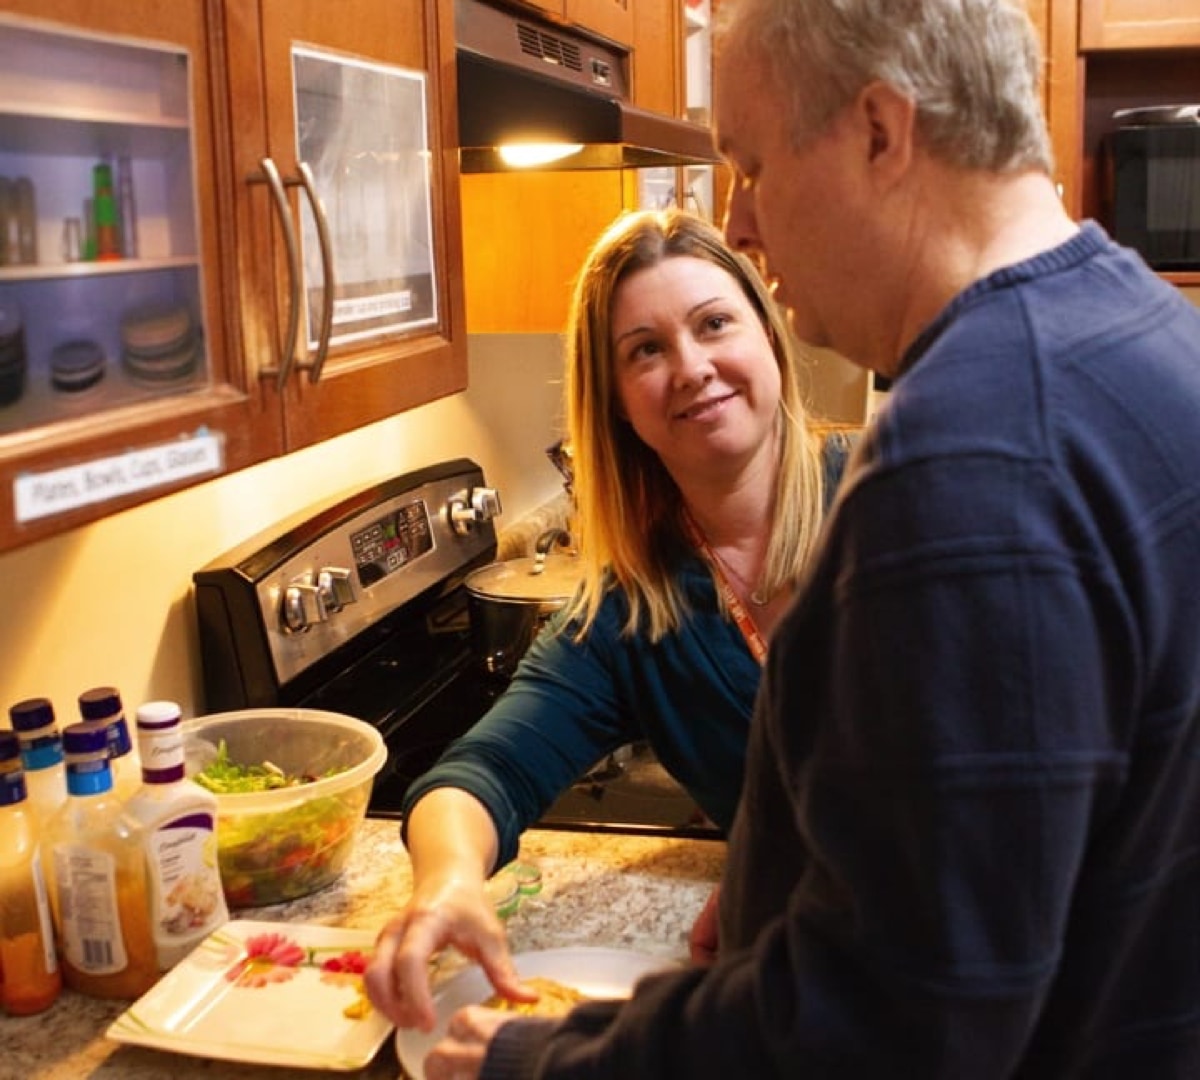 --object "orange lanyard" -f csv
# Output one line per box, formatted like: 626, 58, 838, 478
683, 515, 769, 667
